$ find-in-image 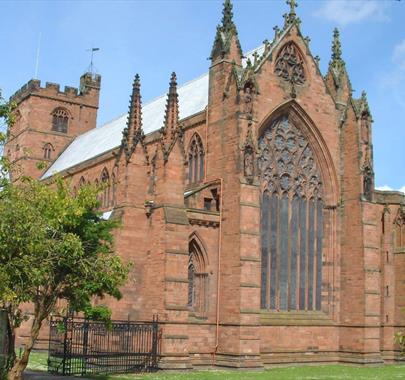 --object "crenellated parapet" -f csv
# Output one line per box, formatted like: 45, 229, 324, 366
10, 72, 101, 108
